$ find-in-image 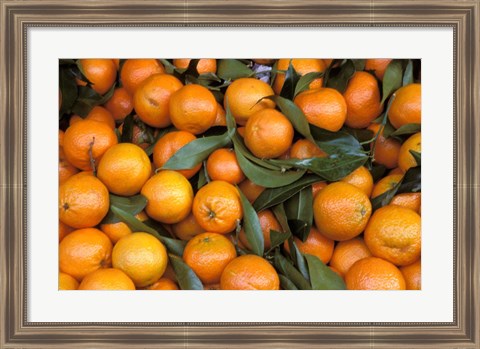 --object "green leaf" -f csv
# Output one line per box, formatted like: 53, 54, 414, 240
305, 254, 346, 290
168, 254, 203, 290
102, 194, 147, 224
410, 150, 421, 166
284, 186, 313, 241
271, 203, 292, 235
389, 123, 421, 138
369, 164, 387, 182
381, 120, 397, 139
217, 59, 253, 80
286, 238, 310, 281
310, 125, 364, 155
403, 60, 414, 86
279, 60, 301, 100
237, 188, 264, 256
343, 126, 375, 144
71, 84, 116, 117
294, 71, 324, 98
273, 249, 311, 290
75, 60, 93, 85
352, 59, 366, 71
161, 130, 233, 171
279, 274, 298, 290
159, 59, 178, 75
253, 174, 323, 211
265, 95, 315, 143
381, 60, 403, 104
120, 115, 134, 143
59, 68, 78, 116
325, 59, 355, 93
197, 161, 209, 189
268, 229, 292, 253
